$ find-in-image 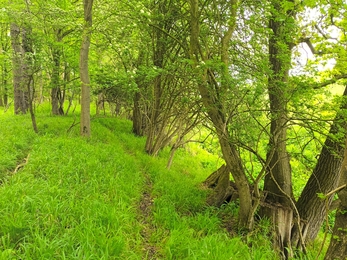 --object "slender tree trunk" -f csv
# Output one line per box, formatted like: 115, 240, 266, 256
80, 0, 93, 137
51, 30, 64, 115
27, 75, 38, 133
63, 63, 72, 115
1, 65, 9, 107
3, 67, 8, 106
132, 50, 146, 136
145, 14, 165, 154
261, 1, 295, 258
21, 26, 38, 133
145, 82, 162, 154
96, 91, 105, 116
132, 91, 144, 136
1, 24, 10, 107
190, 0, 253, 230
